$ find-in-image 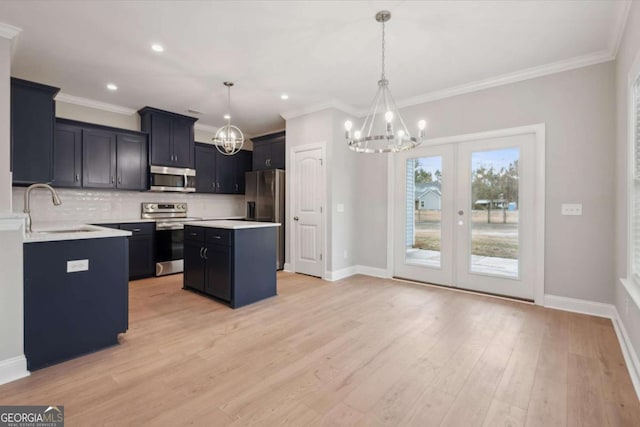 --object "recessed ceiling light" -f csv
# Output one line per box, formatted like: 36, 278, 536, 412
151, 43, 164, 53
107, 83, 118, 91
280, 94, 289, 100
